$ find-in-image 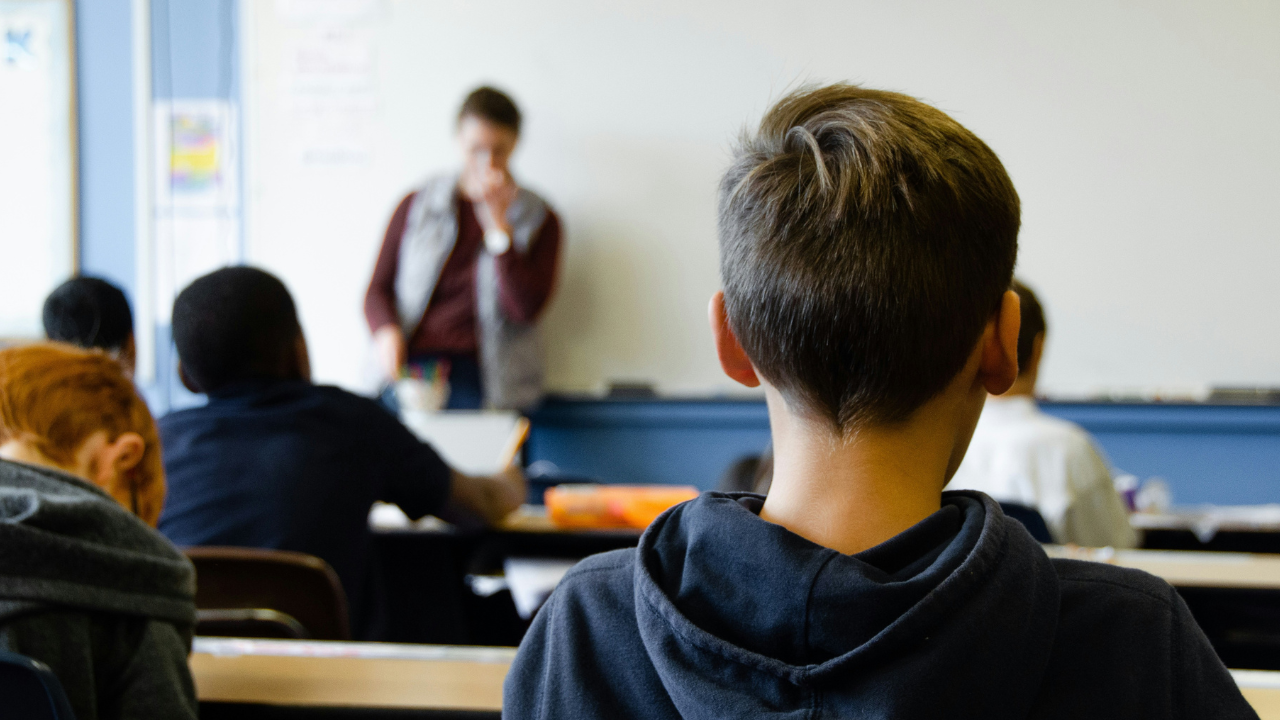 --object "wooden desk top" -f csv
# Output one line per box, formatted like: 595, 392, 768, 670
495, 504, 642, 535
370, 503, 643, 537
1132, 506, 1280, 535
1045, 546, 1280, 589
191, 638, 514, 711
1234, 671, 1280, 719
193, 638, 1280, 716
